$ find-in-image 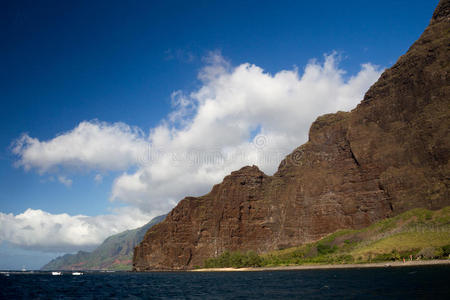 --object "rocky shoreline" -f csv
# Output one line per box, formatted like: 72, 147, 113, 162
191, 259, 450, 272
